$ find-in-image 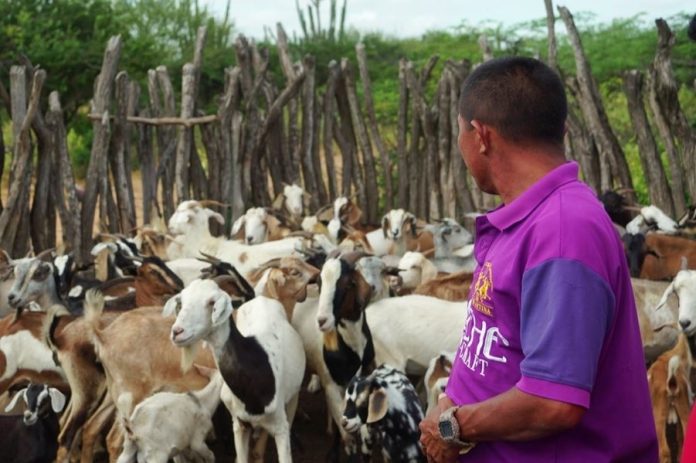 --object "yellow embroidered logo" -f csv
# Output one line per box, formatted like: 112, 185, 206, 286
471, 261, 493, 316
